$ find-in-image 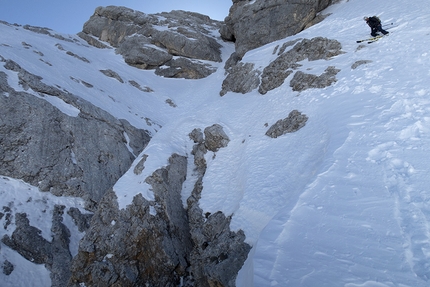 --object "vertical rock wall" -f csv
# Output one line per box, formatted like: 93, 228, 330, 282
220, 0, 333, 57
